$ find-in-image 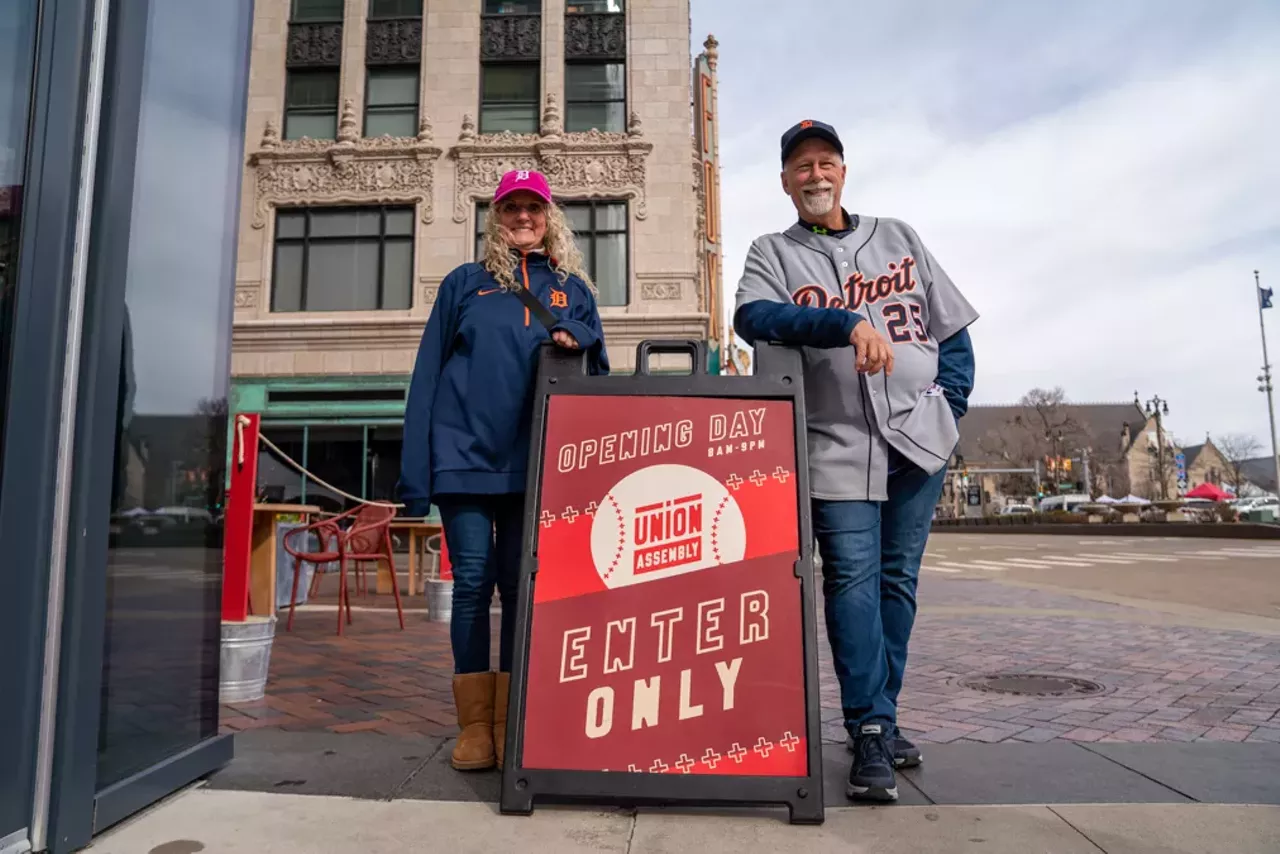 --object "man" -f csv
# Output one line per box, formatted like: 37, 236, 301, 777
734, 120, 977, 803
